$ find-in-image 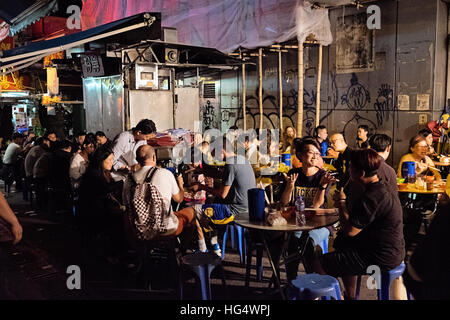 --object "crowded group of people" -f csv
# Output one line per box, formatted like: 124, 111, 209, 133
1, 118, 449, 300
